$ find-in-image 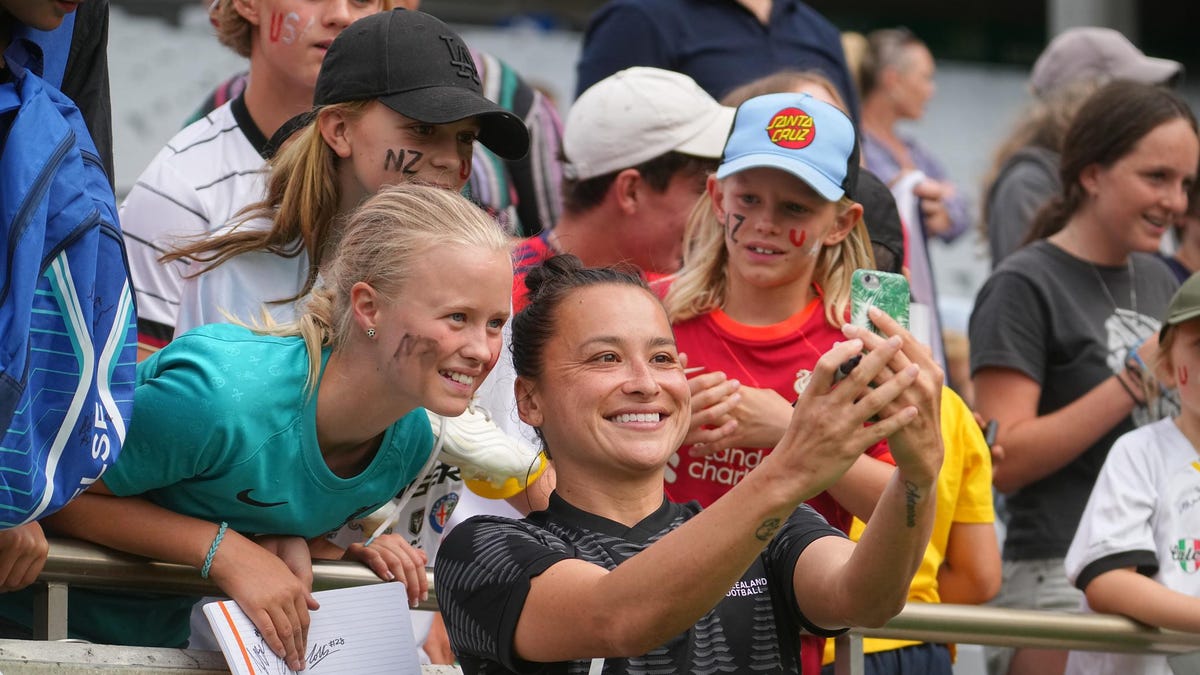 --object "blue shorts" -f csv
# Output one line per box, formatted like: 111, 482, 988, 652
821, 642, 952, 675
